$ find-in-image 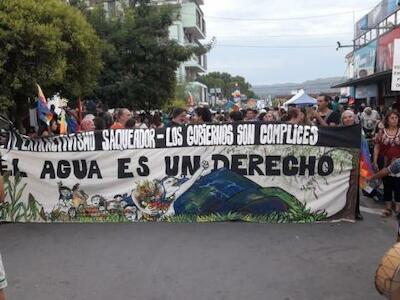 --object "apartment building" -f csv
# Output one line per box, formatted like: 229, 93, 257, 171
70, 0, 209, 104
163, 0, 208, 104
